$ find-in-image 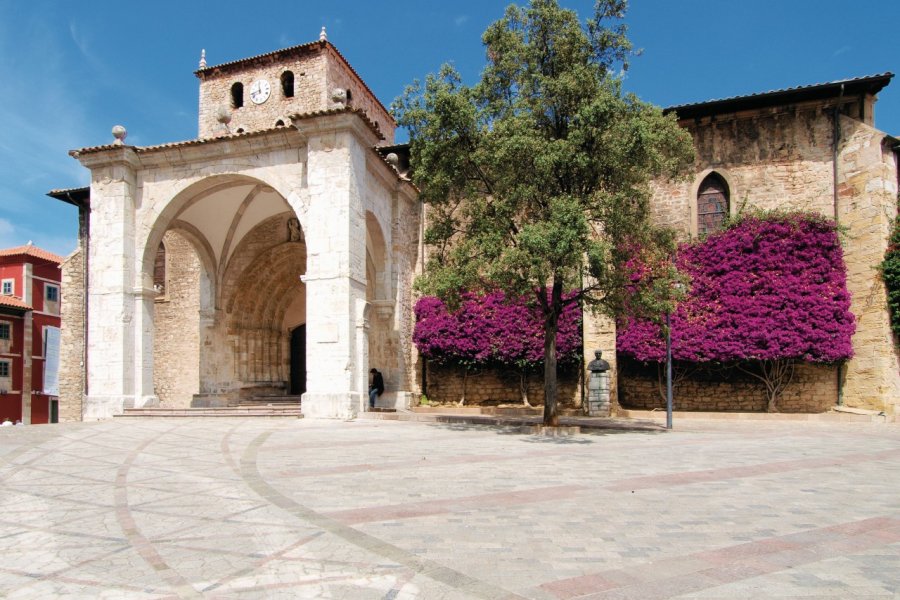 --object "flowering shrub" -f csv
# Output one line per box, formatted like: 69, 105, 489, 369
413, 291, 582, 368
618, 213, 856, 364
880, 204, 900, 342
